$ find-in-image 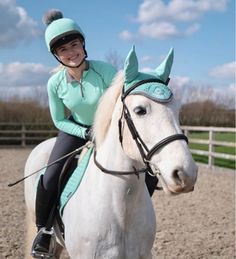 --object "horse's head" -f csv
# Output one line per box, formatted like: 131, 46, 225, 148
94, 46, 198, 195
121, 46, 198, 194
